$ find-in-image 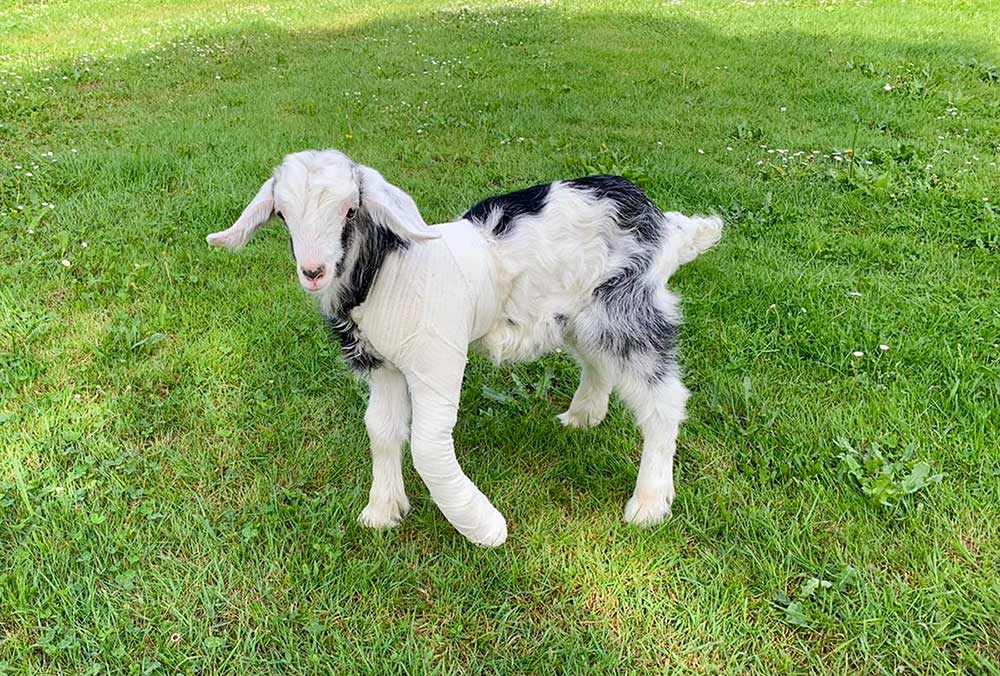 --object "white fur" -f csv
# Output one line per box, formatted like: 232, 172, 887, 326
359, 366, 411, 528
207, 150, 438, 293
